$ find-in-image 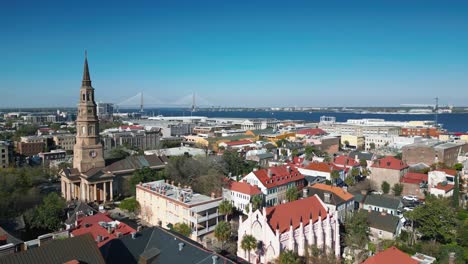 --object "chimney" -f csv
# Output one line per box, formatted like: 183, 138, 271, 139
0, 235, 7, 246
96, 235, 102, 243
267, 169, 272, 178
178, 242, 184, 251
131, 232, 137, 239
212, 255, 219, 264
107, 226, 112, 234
211, 192, 215, 199
448, 252, 456, 264
302, 188, 308, 198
